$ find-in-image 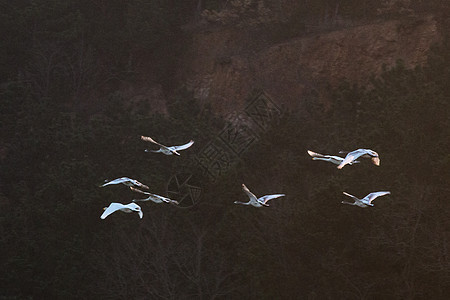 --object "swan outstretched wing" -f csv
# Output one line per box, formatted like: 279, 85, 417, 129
141, 135, 165, 147
125, 203, 143, 218
258, 194, 285, 205
141, 136, 172, 153
337, 153, 359, 169
242, 184, 257, 198
307, 150, 326, 158
100, 203, 123, 219
342, 192, 360, 201
100, 177, 129, 187
242, 184, 258, 202
130, 186, 150, 195
337, 149, 366, 169
126, 203, 144, 218
365, 191, 390, 204
170, 140, 194, 151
